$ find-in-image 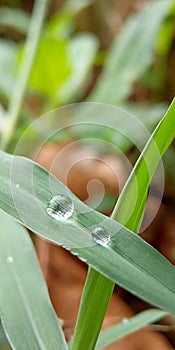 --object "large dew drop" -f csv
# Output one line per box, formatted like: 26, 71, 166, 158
6, 256, 13, 263
47, 195, 74, 221
121, 318, 129, 325
91, 227, 110, 246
